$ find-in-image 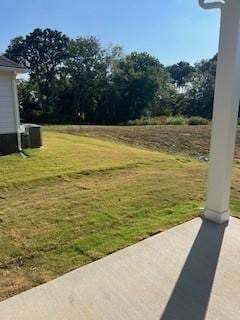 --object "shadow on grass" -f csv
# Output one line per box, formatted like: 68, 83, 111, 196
160, 219, 228, 320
